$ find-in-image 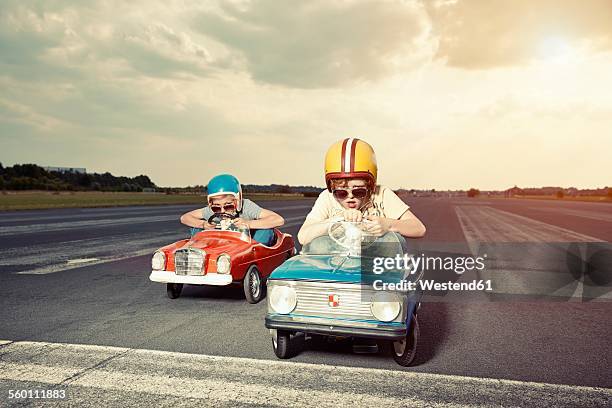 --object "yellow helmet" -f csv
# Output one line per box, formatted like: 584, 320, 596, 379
324, 138, 377, 191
